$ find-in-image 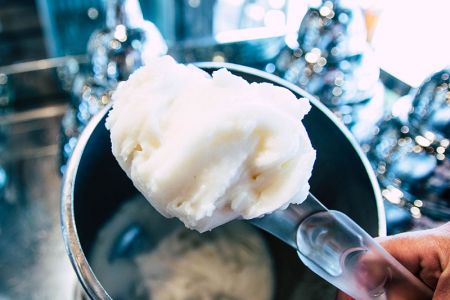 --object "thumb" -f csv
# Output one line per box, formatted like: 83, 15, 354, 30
377, 223, 450, 299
